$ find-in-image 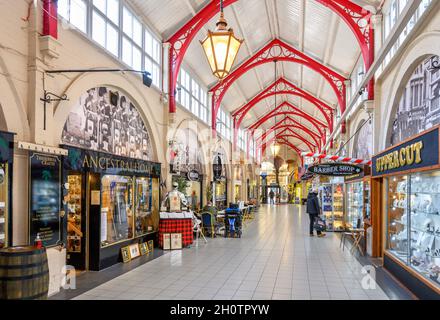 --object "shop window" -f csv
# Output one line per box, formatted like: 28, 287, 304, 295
66, 174, 82, 253
101, 175, 133, 247
386, 171, 440, 288
134, 177, 155, 236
